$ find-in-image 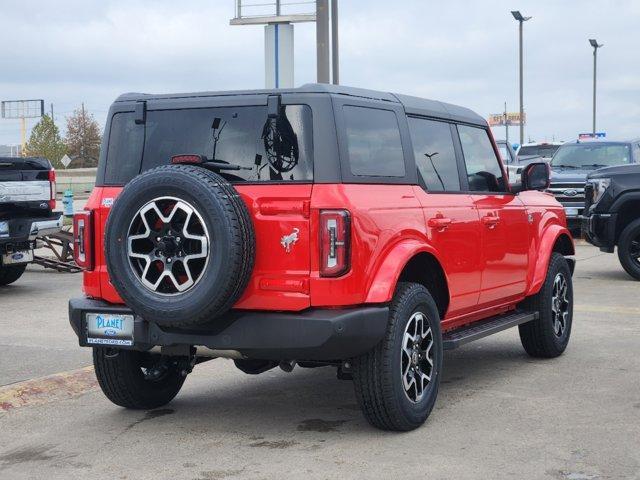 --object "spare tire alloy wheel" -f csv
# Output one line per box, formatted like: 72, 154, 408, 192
128, 197, 209, 295
105, 165, 255, 327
